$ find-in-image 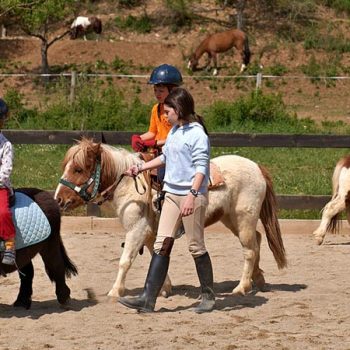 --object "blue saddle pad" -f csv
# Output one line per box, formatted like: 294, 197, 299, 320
1, 192, 51, 250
